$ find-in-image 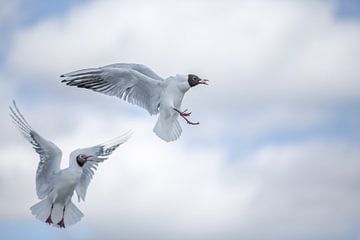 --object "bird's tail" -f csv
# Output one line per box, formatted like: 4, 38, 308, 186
31, 199, 84, 227
30, 198, 52, 223
63, 201, 84, 226
153, 114, 182, 142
